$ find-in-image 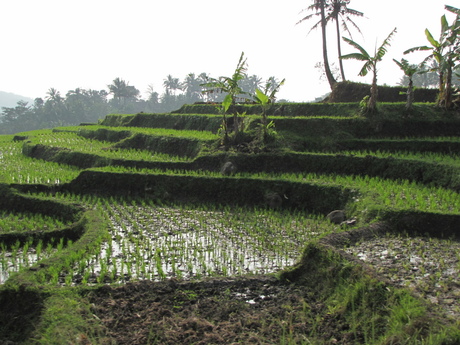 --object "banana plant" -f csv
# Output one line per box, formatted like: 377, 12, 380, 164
341, 28, 397, 114
393, 58, 425, 111
254, 78, 285, 142
404, 7, 459, 108
201, 52, 248, 139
